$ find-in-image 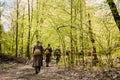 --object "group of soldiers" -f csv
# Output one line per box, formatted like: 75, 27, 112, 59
32, 41, 61, 74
